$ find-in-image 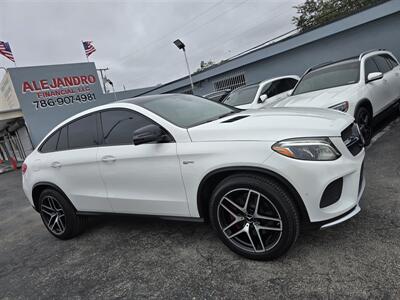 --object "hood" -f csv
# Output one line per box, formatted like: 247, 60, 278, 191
269, 84, 357, 108
188, 107, 353, 142
236, 104, 252, 109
